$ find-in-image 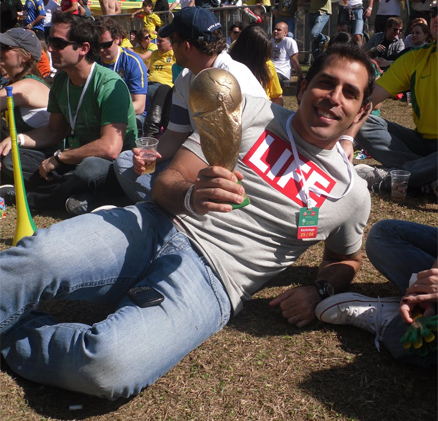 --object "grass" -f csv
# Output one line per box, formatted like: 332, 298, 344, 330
0, 89, 437, 421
